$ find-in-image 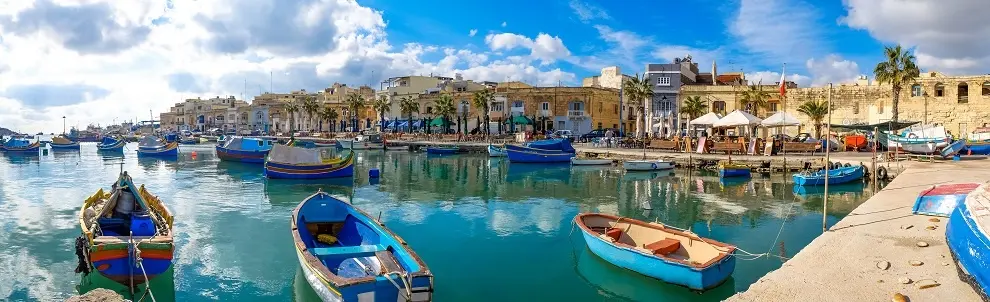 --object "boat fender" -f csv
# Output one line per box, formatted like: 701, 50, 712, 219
908, 133, 918, 138
876, 166, 889, 180
844, 162, 852, 167
651, 163, 658, 170
74, 236, 91, 274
